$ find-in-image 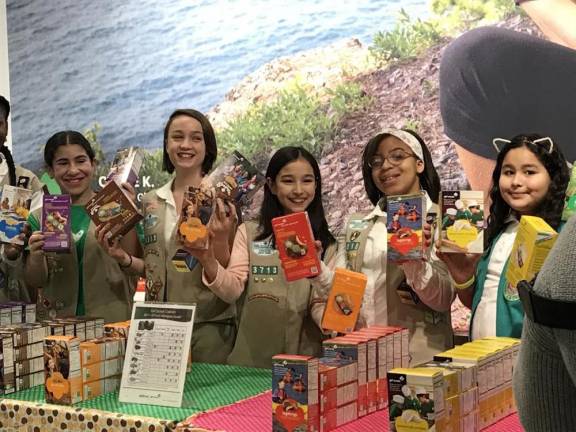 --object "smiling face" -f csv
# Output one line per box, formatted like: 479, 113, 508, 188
370, 136, 423, 197
270, 158, 316, 214
165, 115, 206, 175
499, 146, 551, 215
48, 144, 95, 204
